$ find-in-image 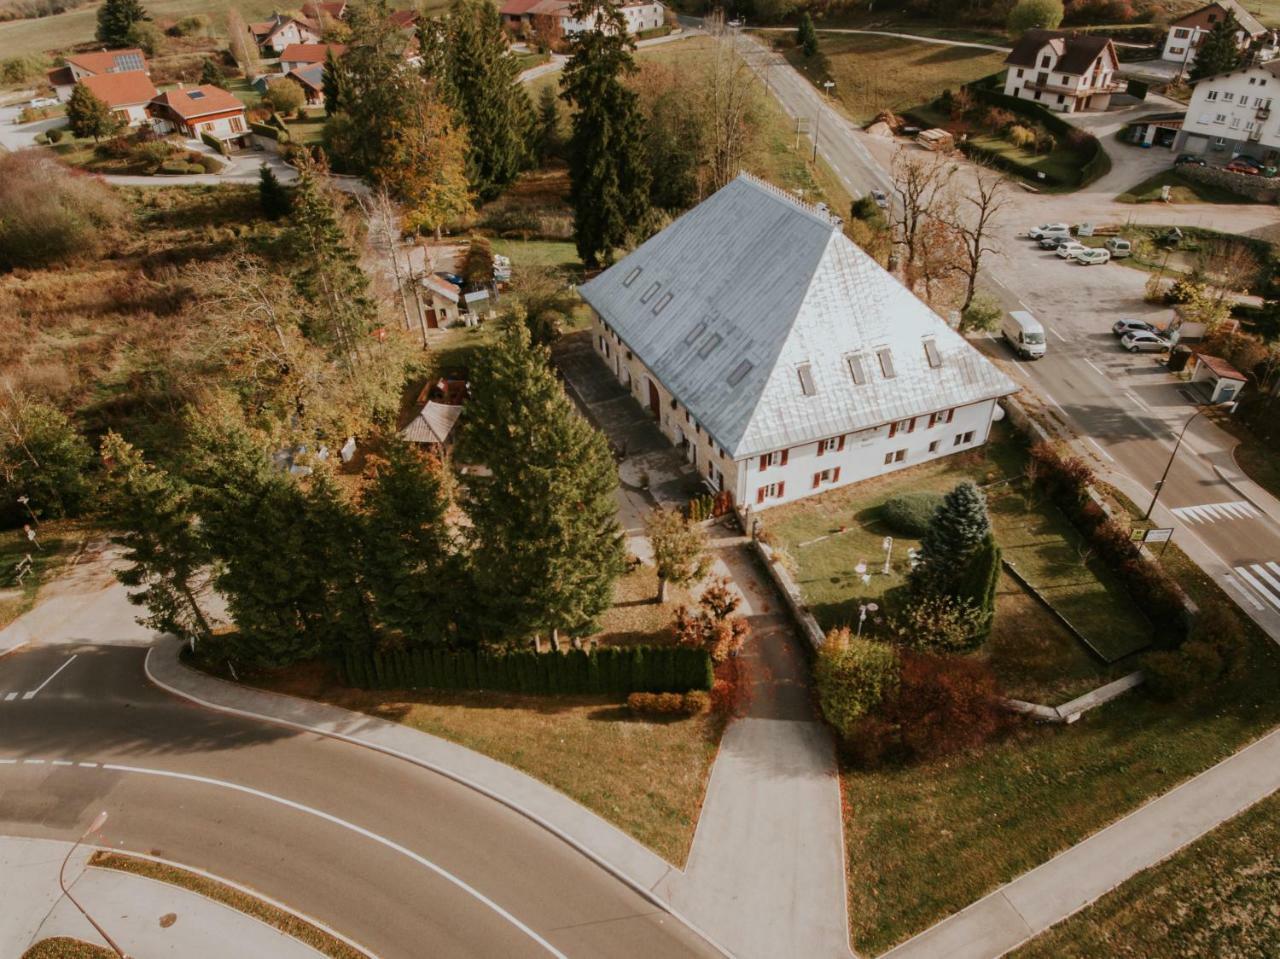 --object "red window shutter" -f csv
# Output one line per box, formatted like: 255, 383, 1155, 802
816, 441, 824, 457
907, 418, 916, 433
757, 487, 766, 505
780, 449, 789, 466
813, 472, 821, 489
837, 435, 845, 452
889, 422, 898, 438
928, 413, 937, 428
777, 481, 785, 498
759, 455, 768, 471
833, 466, 841, 482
